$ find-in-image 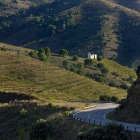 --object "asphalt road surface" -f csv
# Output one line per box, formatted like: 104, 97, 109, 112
73, 102, 140, 132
